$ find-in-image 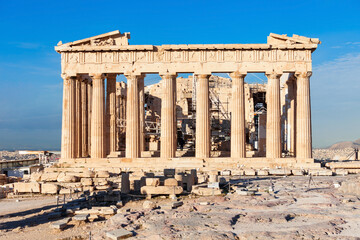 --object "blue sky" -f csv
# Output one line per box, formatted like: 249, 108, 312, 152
0, 0, 359, 150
